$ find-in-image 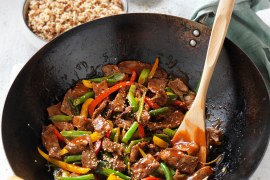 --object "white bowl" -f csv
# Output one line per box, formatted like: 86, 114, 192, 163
20, 0, 128, 49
